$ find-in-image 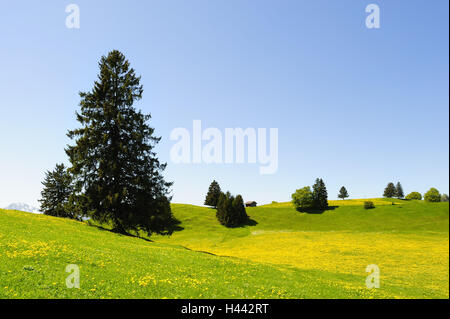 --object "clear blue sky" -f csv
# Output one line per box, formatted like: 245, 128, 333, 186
0, 0, 448, 208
